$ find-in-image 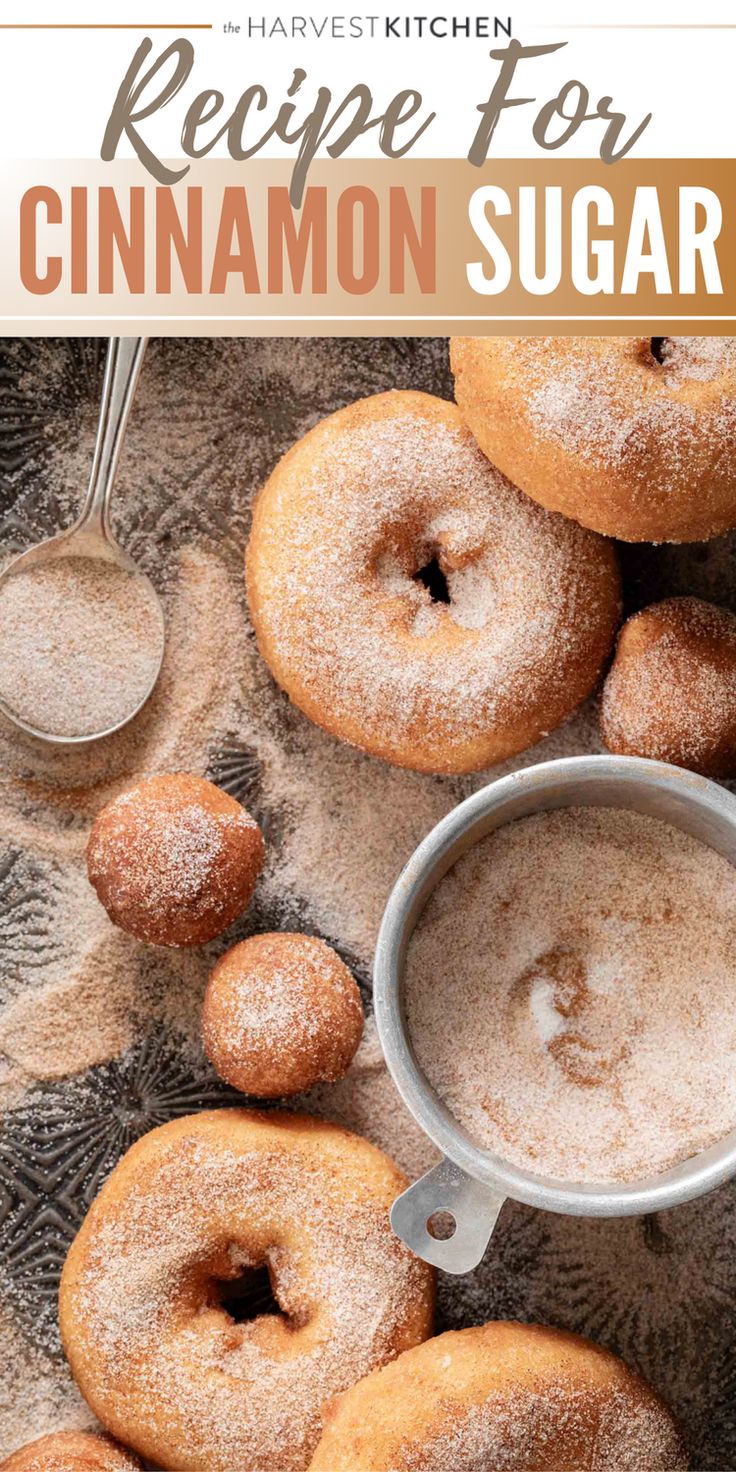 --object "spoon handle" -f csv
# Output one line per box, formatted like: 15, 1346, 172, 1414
77, 337, 148, 538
